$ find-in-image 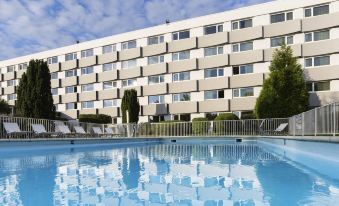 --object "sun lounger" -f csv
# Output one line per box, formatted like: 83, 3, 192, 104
3, 122, 32, 138
55, 124, 73, 137
274, 123, 288, 133
92, 127, 105, 137
31, 124, 62, 137
105, 127, 123, 137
